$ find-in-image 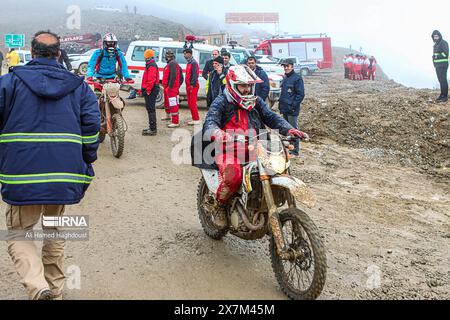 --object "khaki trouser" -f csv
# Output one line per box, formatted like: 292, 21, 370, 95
6, 205, 66, 300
